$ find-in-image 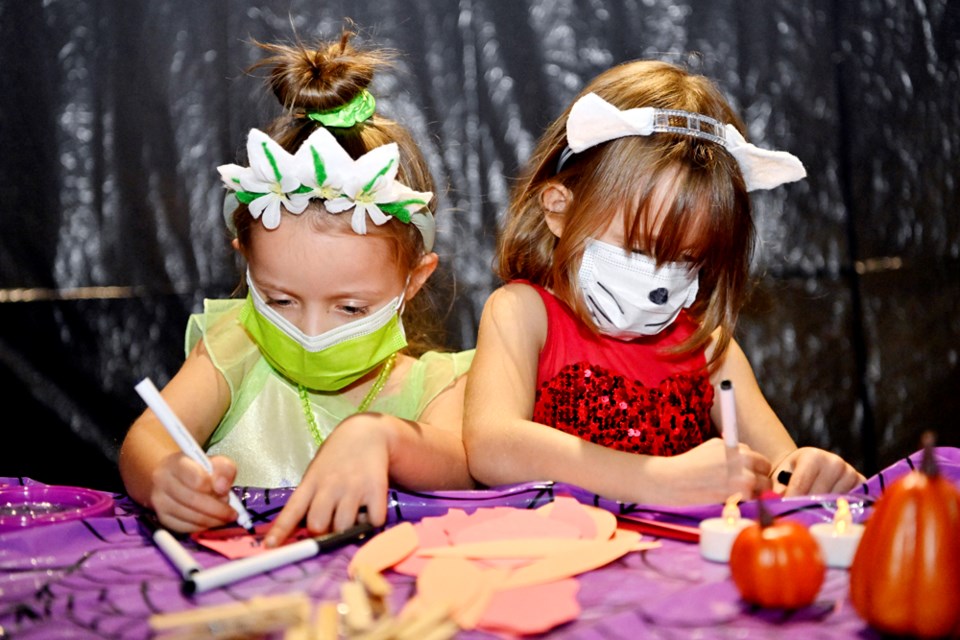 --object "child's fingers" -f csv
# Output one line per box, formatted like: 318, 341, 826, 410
363, 487, 388, 528
208, 456, 238, 495
331, 491, 364, 533
264, 489, 316, 548
737, 448, 773, 496
739, 445, 773, 477
781, 454, 821, 496
153, 489, 235, 532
